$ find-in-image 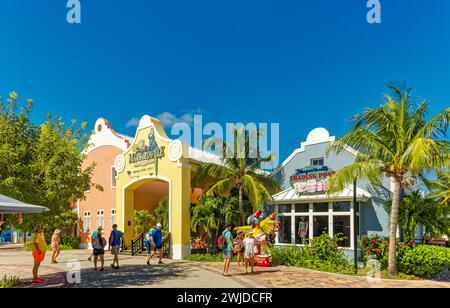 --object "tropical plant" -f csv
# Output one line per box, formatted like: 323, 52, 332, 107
191, 196, 243, 246
327, 85, 449, 275
427, 172, 450, 206
385, 190, 450, 242
0, 275, 21, 288
193, 127, 281, 225
133, 209, 152, 235
150, 197, 170, 233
